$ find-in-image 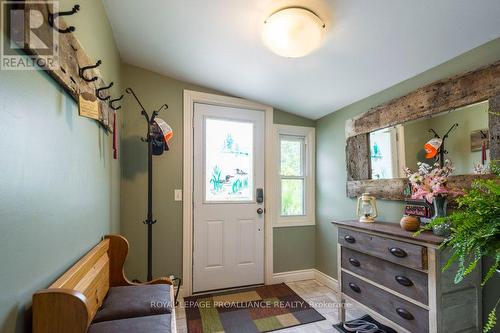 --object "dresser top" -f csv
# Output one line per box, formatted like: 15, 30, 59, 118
332, 220, 444, 245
